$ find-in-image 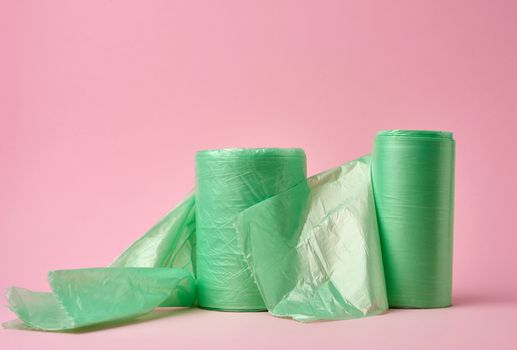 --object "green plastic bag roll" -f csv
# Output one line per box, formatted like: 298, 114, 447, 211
4, 268, 195, 331
195, 148, 307, 311
372, 130, 455, 308
236, 155, 388, 322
